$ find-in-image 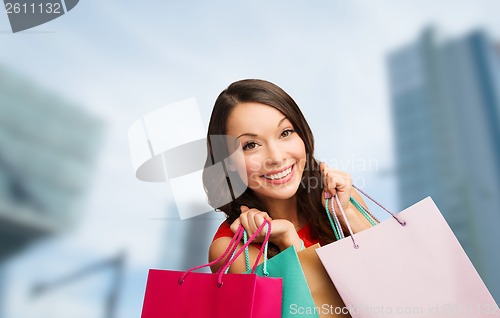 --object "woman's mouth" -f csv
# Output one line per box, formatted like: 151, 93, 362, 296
261, 164, 295, 184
